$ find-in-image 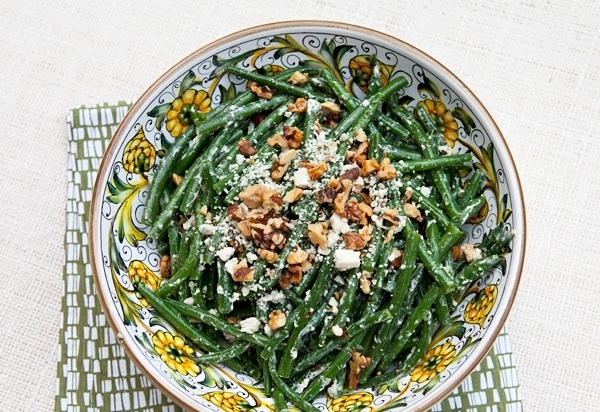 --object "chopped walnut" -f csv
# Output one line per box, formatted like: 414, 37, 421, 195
282, 126, 303, 149
267, 133, 288, 150
359, 272, 372, 294
226, 316, 238, 325
287, 71, 309, 86
232, 259, 255, 282
389, 248, 405, 268
237, 220, 252, 237
279, 265, 303, 289
283, 187, 304, 203
351, 142, 369, 166
451, 245, 463, 261
460, 243, 482, 262
345, 232, 368, 250
333, 179, 353, 216
361, 158, 380, 177
321, 101, 341, 114
239, 184, 265, 209
301, 260, 313, 272
226, 204, 246, 221
348, 350, 371, 389
307, 222, 328, 249
403, 203, 423, 222
316, 187, 336, 204
358, 224, 373, 242
268, 310, 287, 331
345, 199, 365, 224
308, 162, 327, 180
353, 128, 367, 142
237, 139, 257, 157
382, 208, 399, 225
199, 205, 208, 216
341, 166, 360, 181
298, 160, 316, 169
258, 248, 279, 264
172, 173, 183, 186
159, 255, 171, 278
324, 112, 341, 128
287, 246, 309, 264
288, 97, 308, 113
377, 157, 397, 180
250, 81, 272, 99
360, 192, 373, 204
403, 187, 413, 204
271, 149, 297, 182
